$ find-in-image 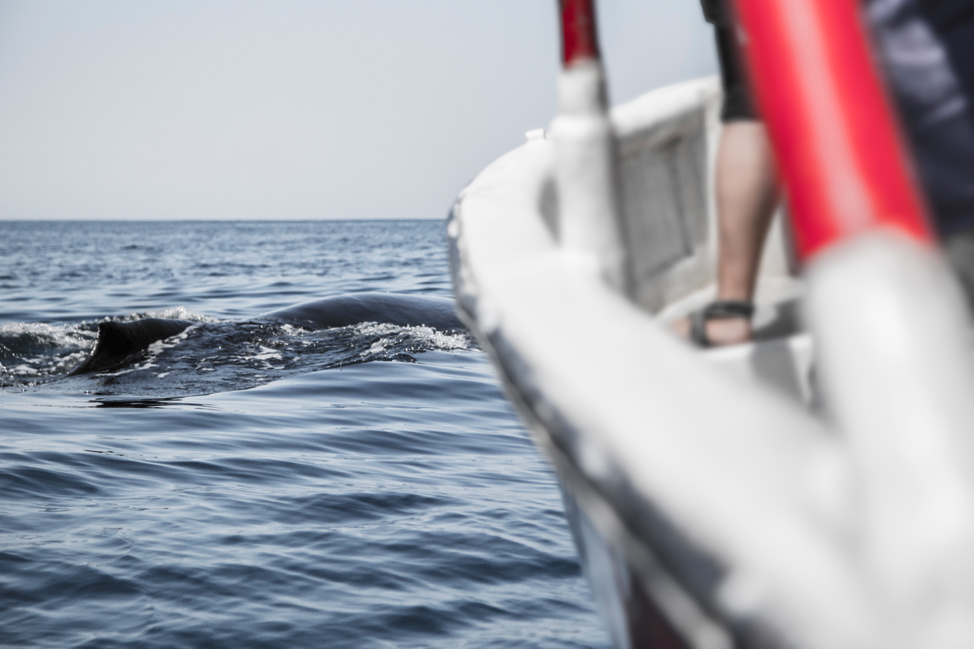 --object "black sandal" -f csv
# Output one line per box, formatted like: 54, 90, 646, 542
689, 300, 755, 348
